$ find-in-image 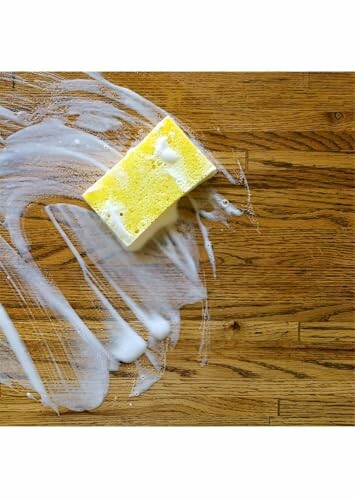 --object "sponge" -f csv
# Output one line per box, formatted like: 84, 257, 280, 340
83, 116, 217, 250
